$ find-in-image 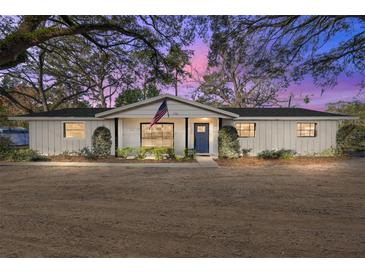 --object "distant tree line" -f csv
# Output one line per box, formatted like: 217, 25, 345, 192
0, 15, 364, 125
